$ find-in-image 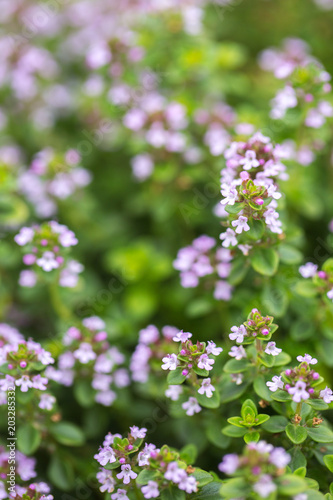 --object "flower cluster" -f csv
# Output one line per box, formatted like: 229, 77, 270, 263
260, 38, 333, 131
15, 221, 82, 288
46, 316, 129, 406
95, 427, 201, 498
299, 259, 333, 303
0, 446, 47, 499
173, 235, 234, 300
130, 324, 179, 383
18, 148, 91, 218
219, 441, 292, 499
0, 338, 55, 408
219, 131, 288, 251
229, 308, 279, 347
266, 353, 333, 404
162, 329, 222, 416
